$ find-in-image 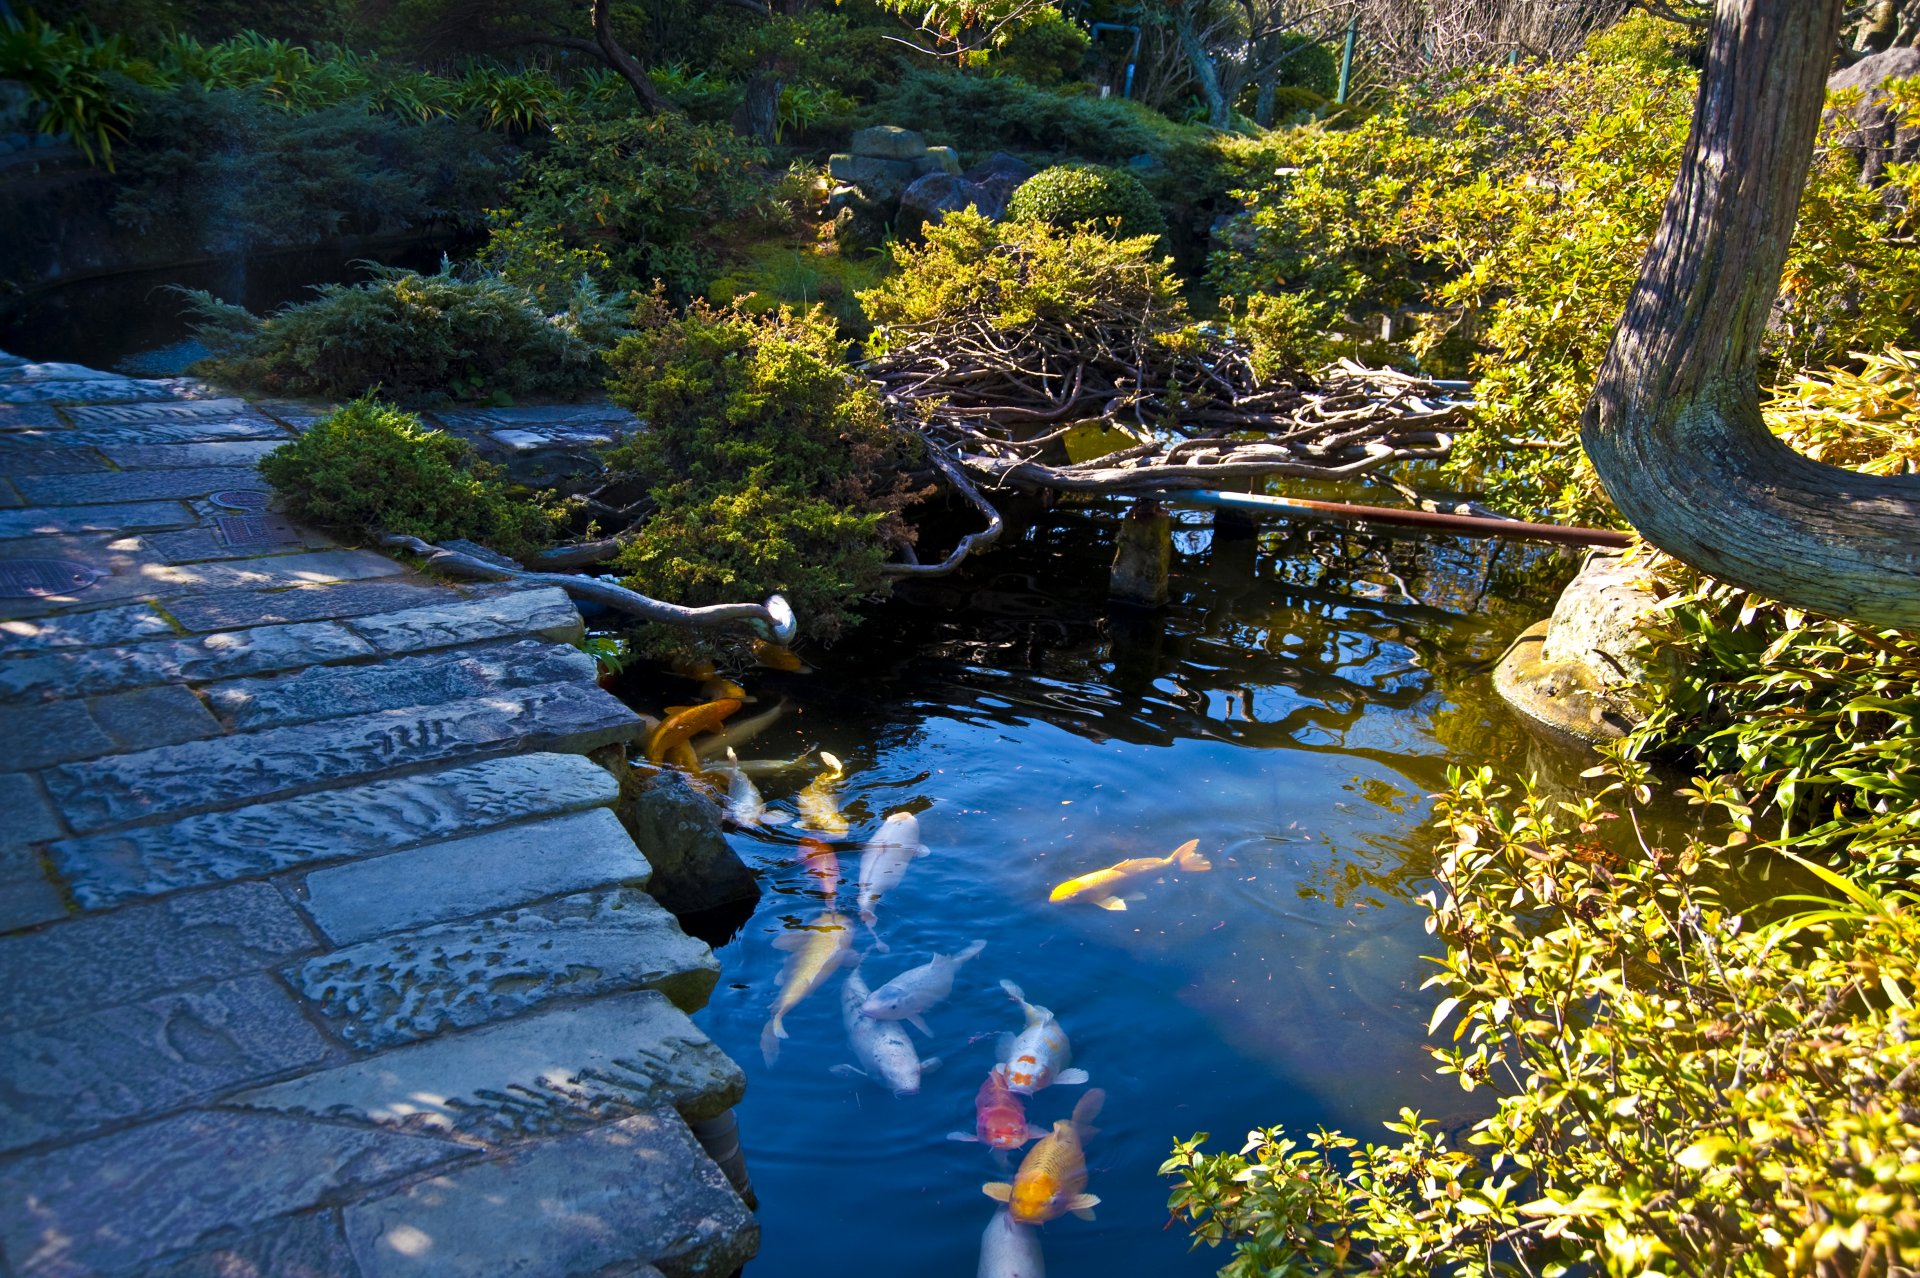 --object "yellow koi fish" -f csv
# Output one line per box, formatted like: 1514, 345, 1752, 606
983, 1088, 1105, 1224
797, 751, 849, 834
760, 911, 852, 1066
695, 699, 788, 762
752, 638, 810, 672
646, 698, 741, 764
1048, 839, 1211, 911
